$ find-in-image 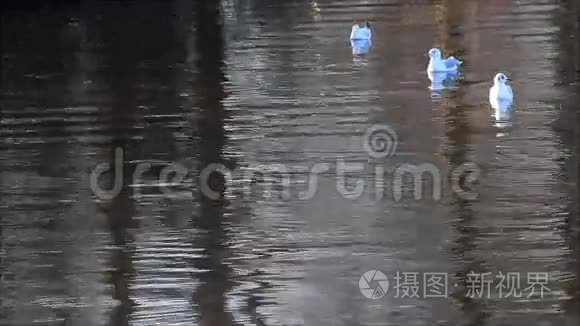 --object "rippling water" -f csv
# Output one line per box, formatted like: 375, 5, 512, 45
1, 0, 579, 325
